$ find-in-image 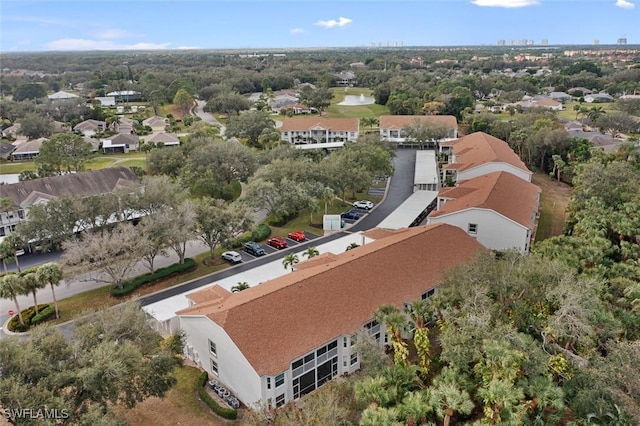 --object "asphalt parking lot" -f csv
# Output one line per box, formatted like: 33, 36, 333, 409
236, 231, 321, 262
